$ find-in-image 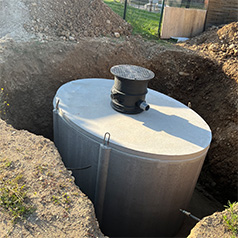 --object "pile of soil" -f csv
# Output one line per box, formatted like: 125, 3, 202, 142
178, 22, 238, 81
0, 119, 104, 237
0, 0, 131, 42
175, 22, 238, 203
23, 0, 132, 41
